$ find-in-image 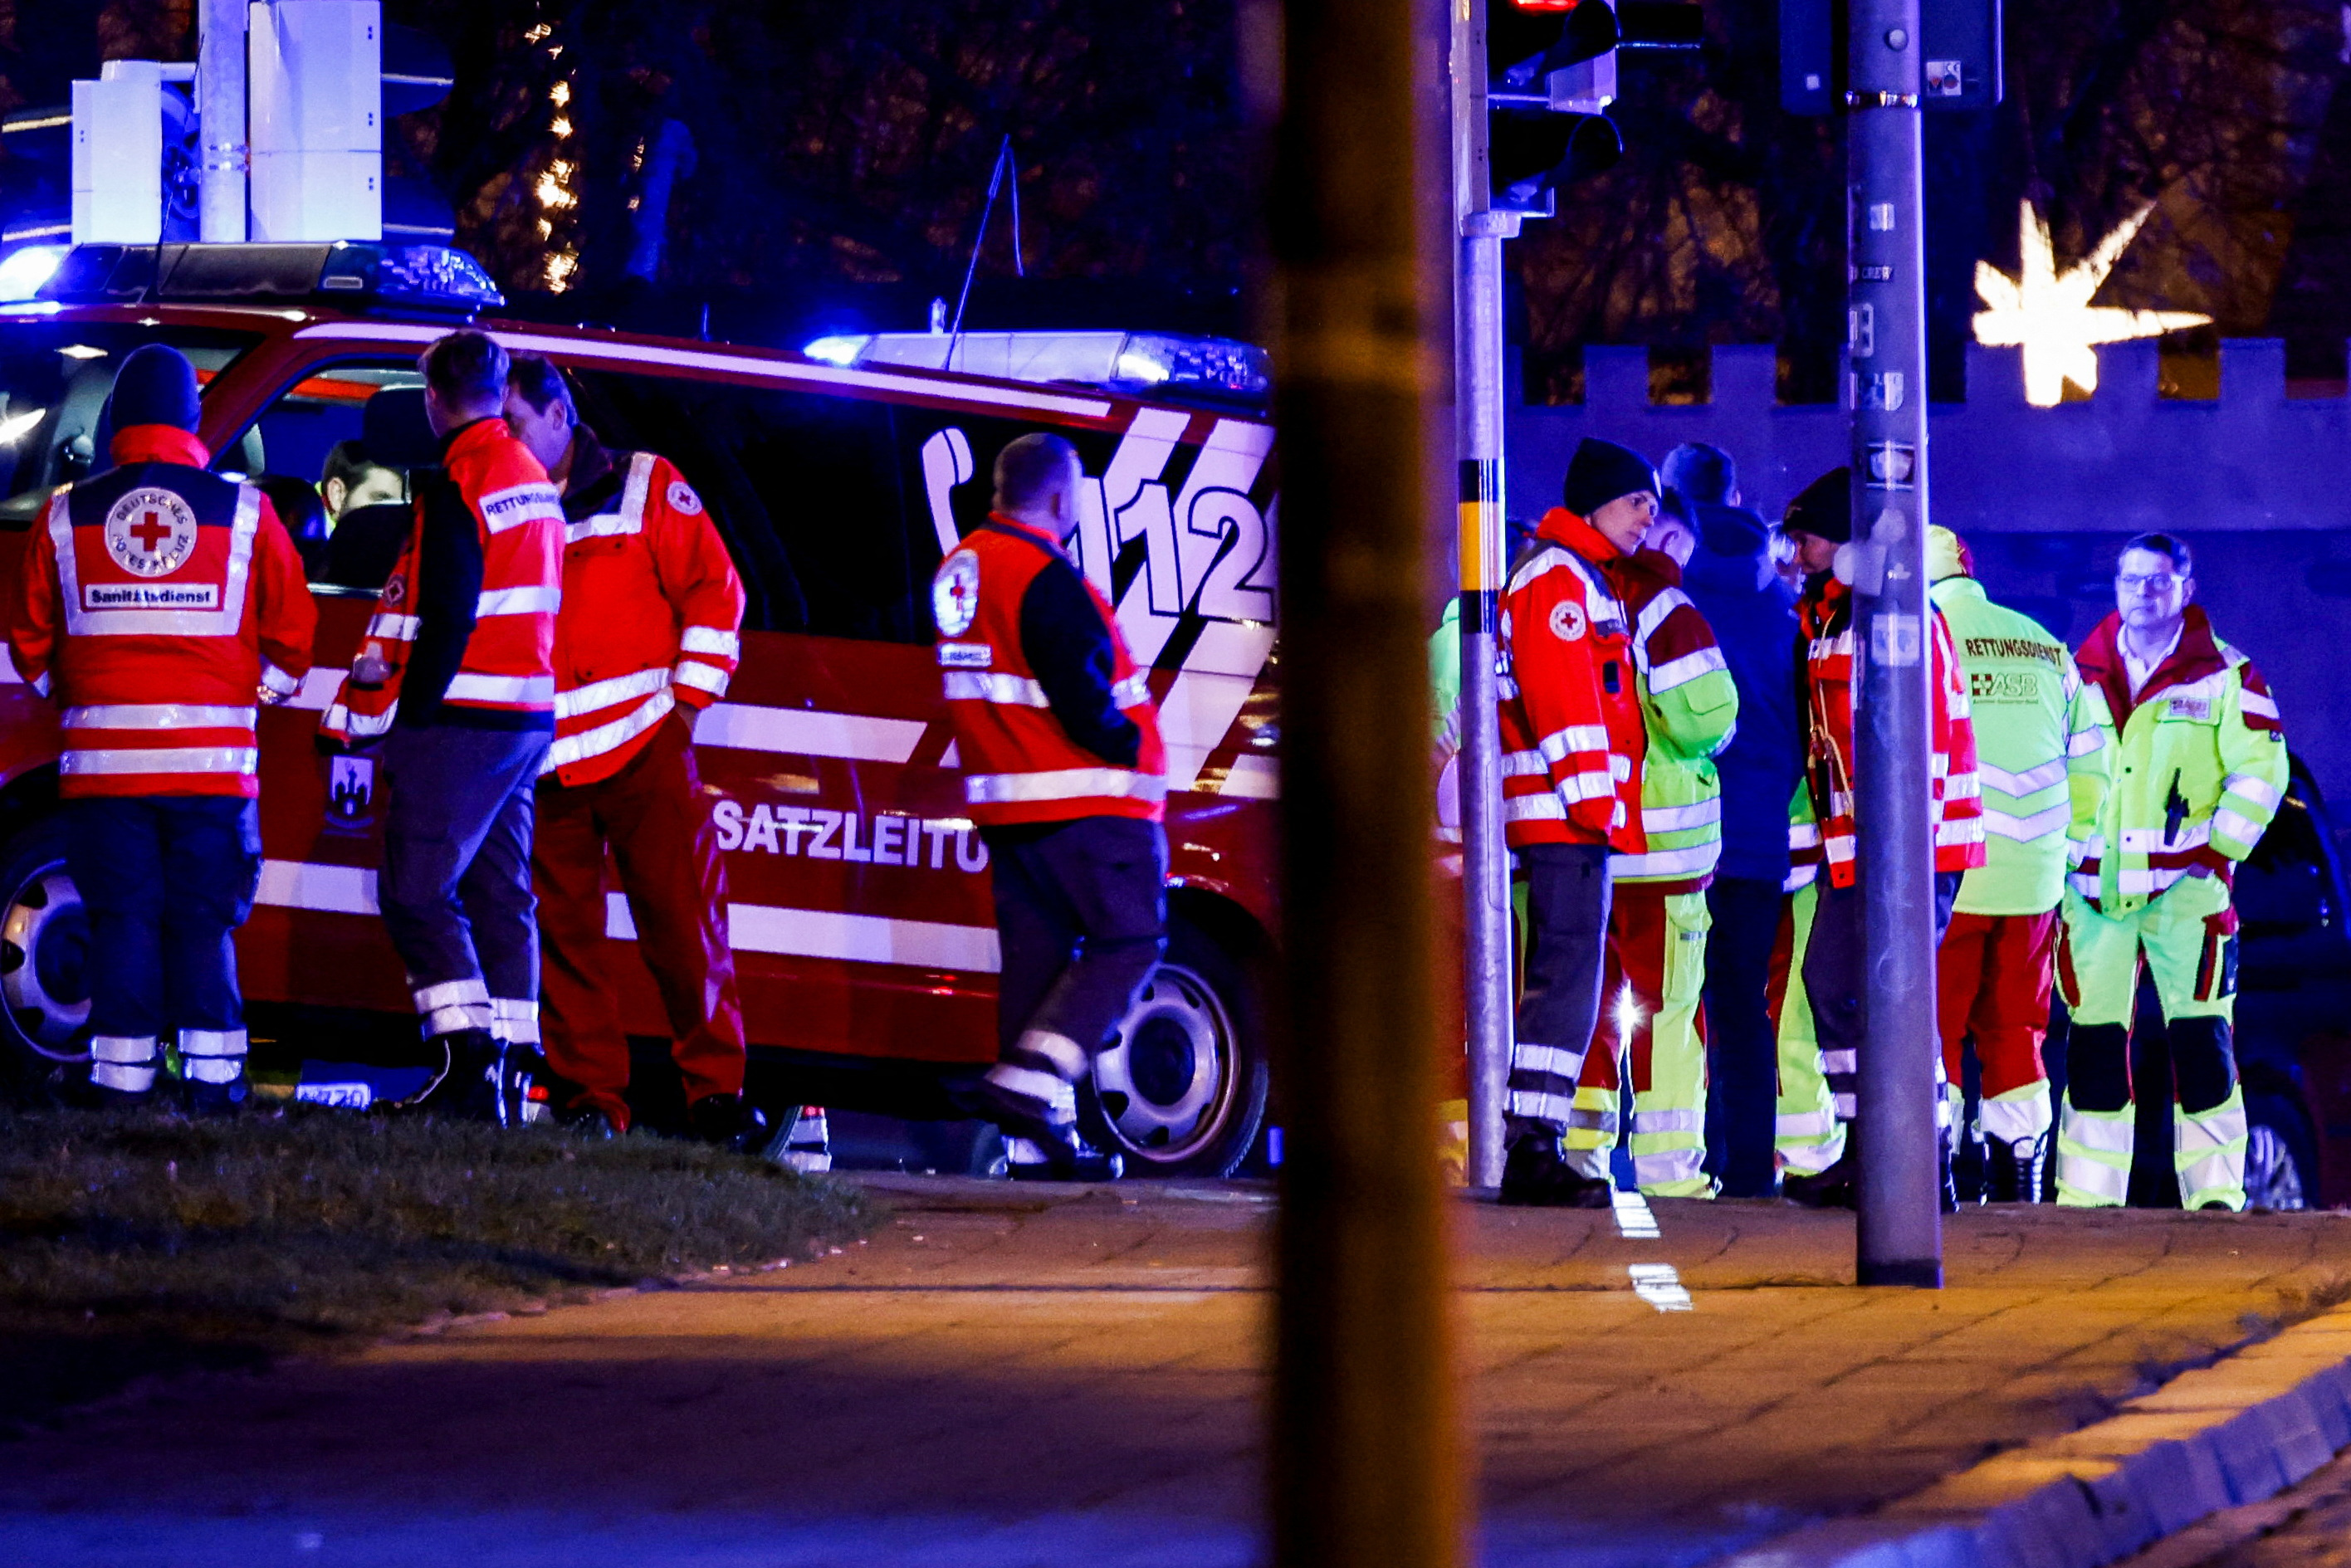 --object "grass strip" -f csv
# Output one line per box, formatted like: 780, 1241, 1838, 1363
0, 1105, 872, 1431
